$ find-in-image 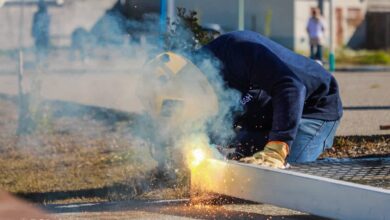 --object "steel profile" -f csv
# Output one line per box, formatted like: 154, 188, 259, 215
191, 159, 390, 220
